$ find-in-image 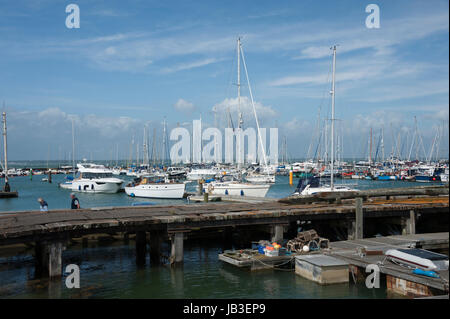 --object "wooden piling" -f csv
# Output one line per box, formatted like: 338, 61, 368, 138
35, 241, 63, 279
402, 210, 416, 235
271, 224, 284, 243
135, 231, 147, 266
170, 232, 184, 265
149, 230, 162, 265
355, 197, 363, 240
